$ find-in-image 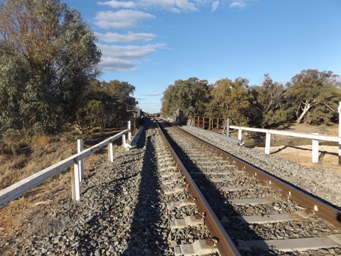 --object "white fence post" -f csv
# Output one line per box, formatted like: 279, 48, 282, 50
265, 131, 271, 154
122, 134, 126, 147
72, 162, 80, 201
77, 139, 83, 182
108, 142, 114, 162
312, 133, 319, 163
128, 121, 132, 141
238, 128, 242, 141
338, 101, 341, 165
226, 117, 230, 137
